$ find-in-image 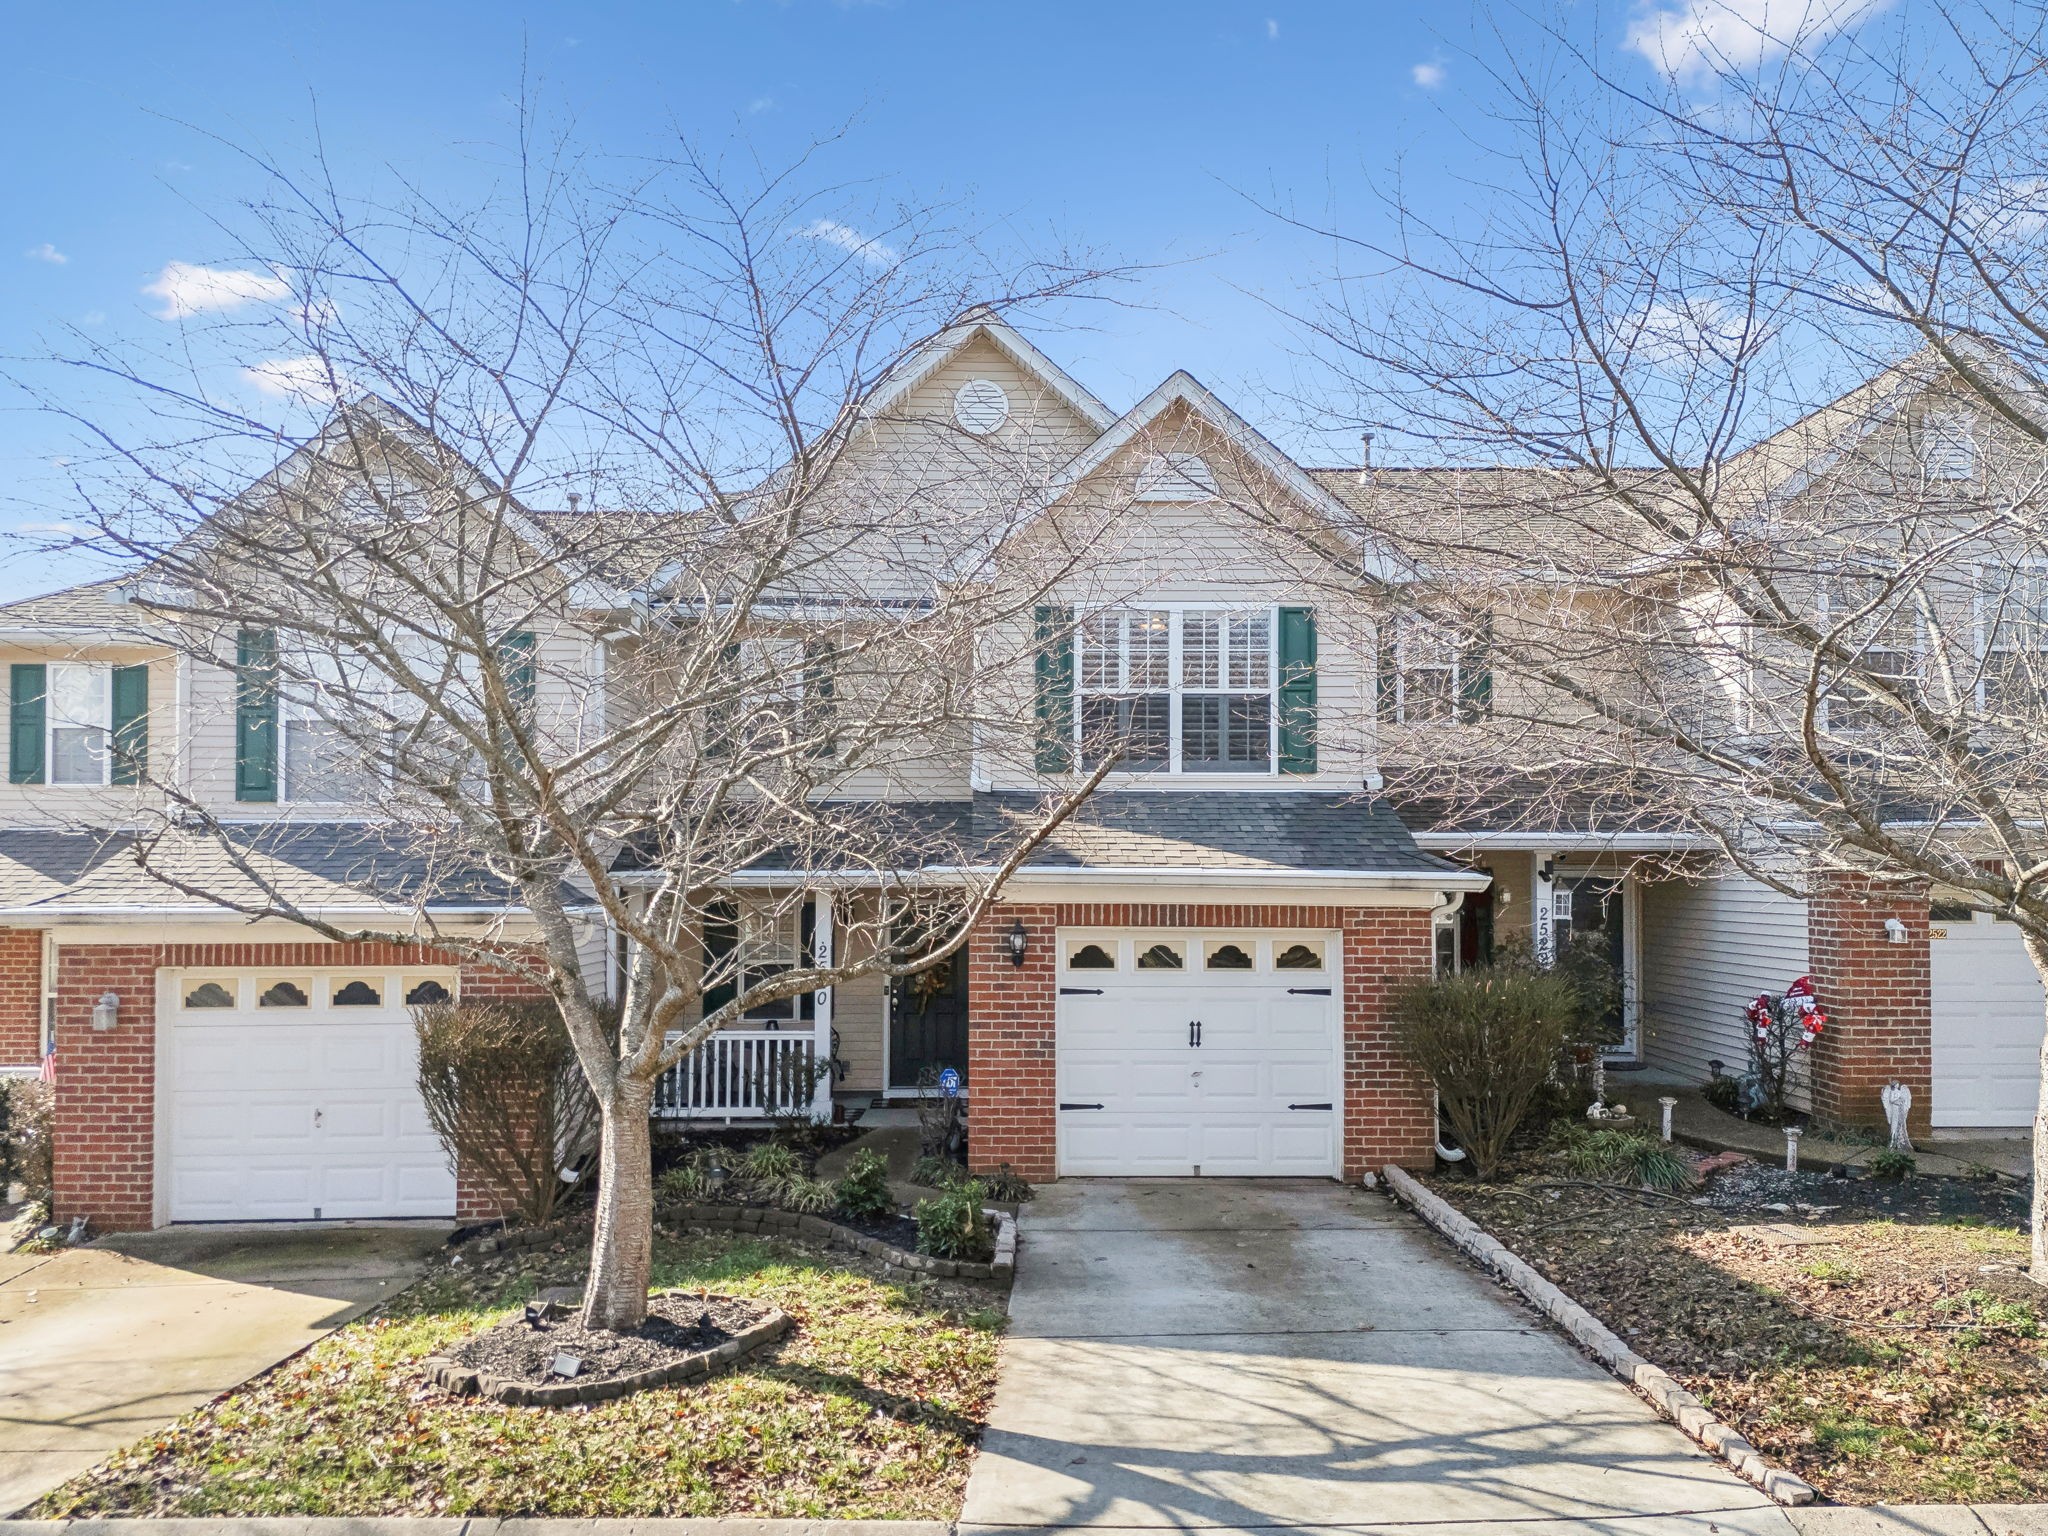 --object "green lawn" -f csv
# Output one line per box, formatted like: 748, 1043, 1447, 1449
38, 1230, 1005, 1519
